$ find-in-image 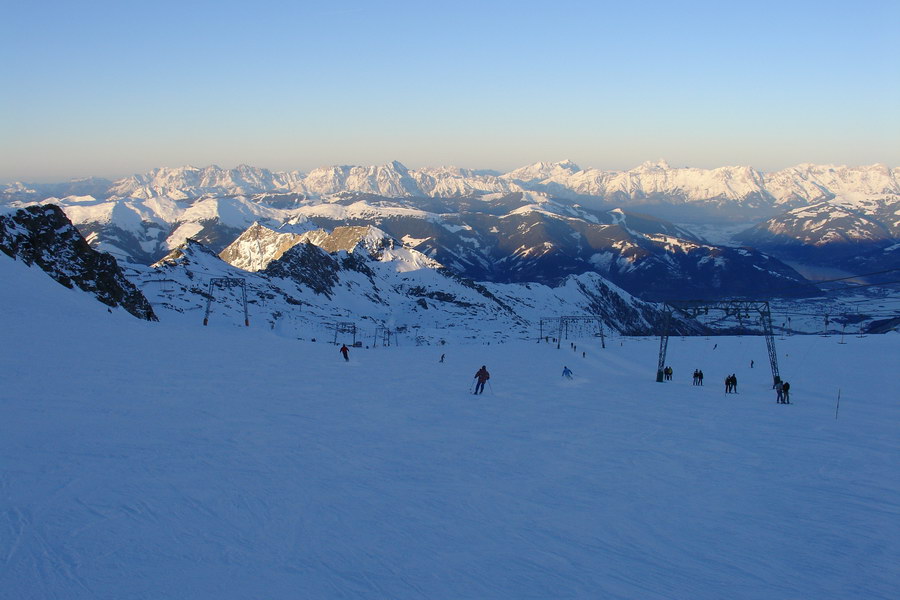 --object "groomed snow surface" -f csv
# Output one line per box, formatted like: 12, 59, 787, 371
2, 257, 898, 599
